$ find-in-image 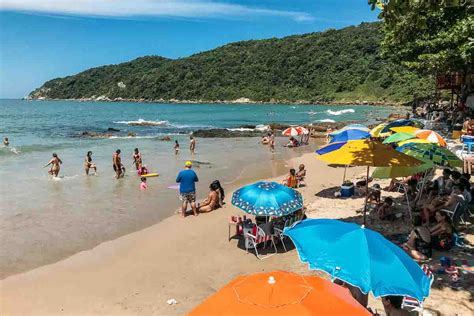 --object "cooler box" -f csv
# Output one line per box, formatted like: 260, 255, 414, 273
340, 184, 354, 197
462, 135, 474, 143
